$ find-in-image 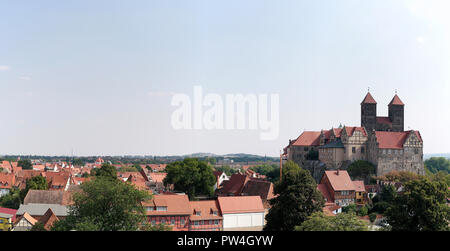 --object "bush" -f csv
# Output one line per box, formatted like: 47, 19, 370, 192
369, 213, 377, 223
